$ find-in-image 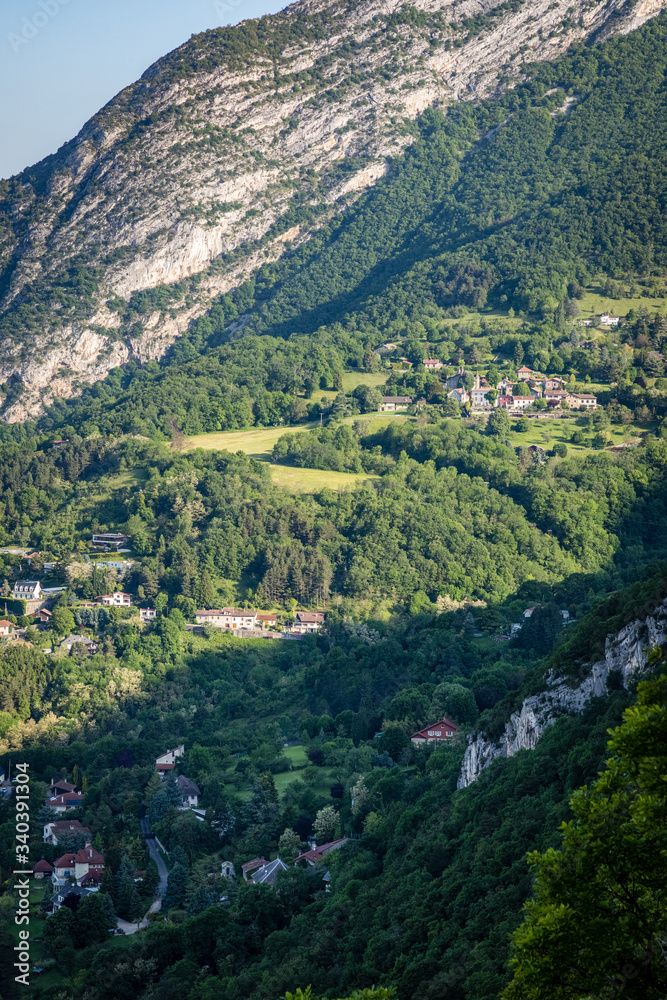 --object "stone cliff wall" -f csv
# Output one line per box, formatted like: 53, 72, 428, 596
457, 597, 667, 788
